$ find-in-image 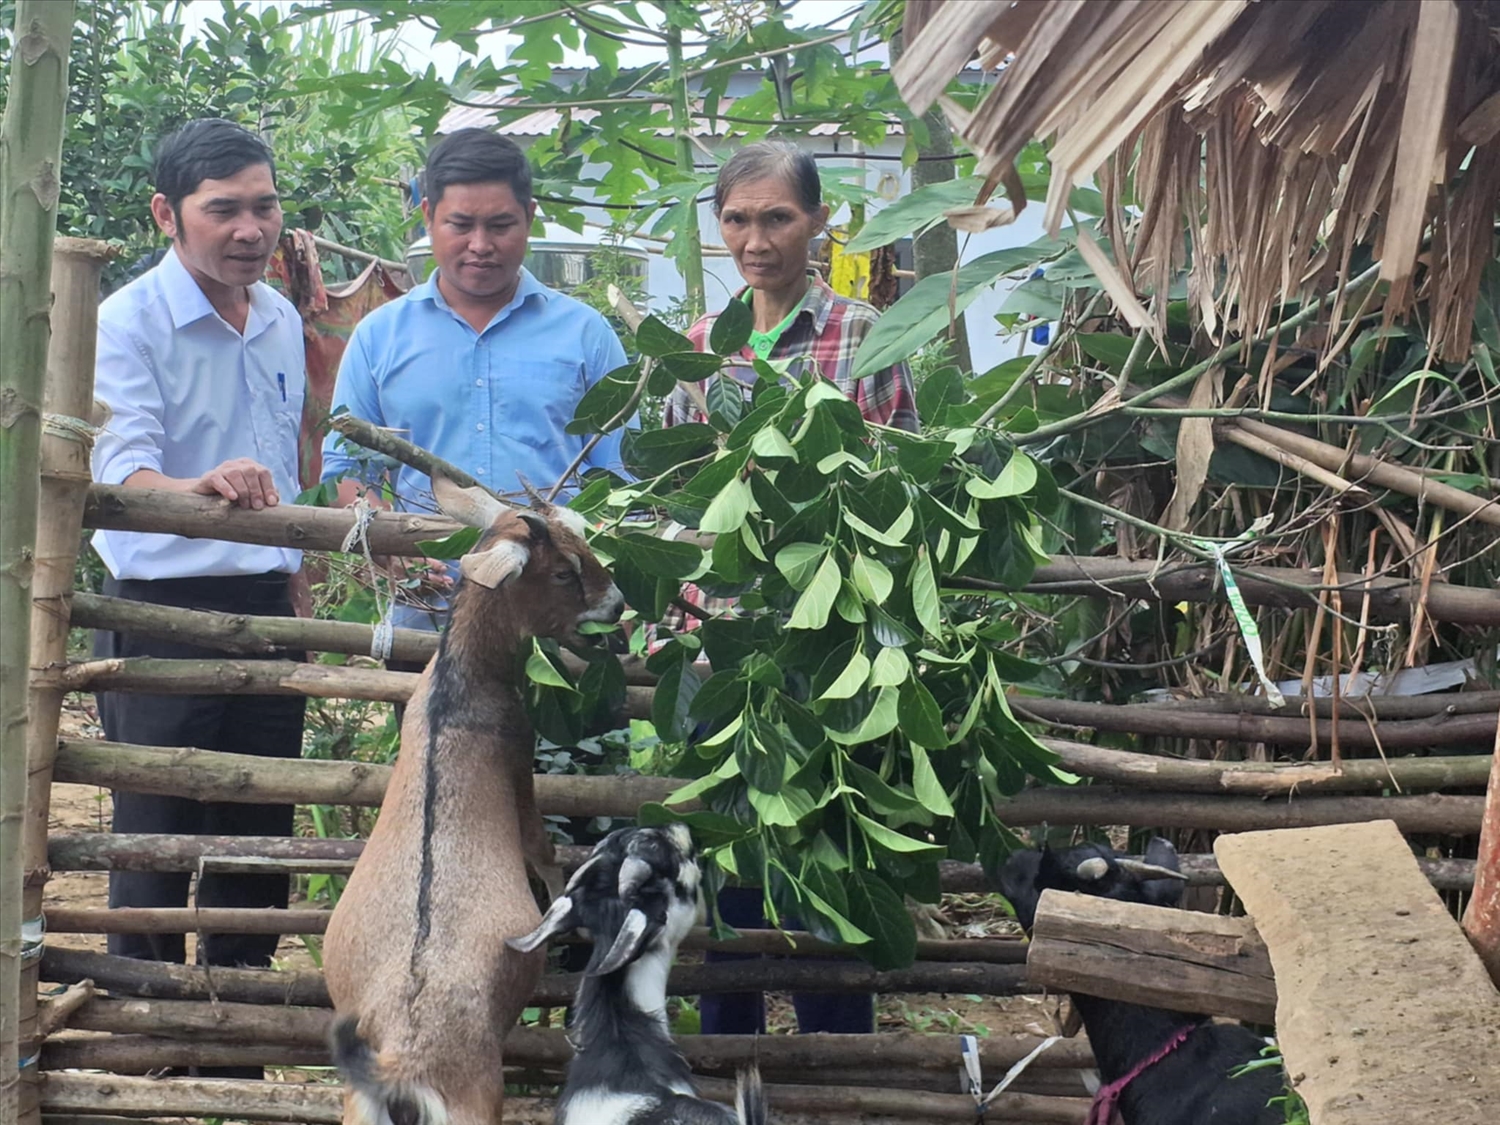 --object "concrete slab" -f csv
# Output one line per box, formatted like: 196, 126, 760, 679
1215, 820, 1500, 1125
